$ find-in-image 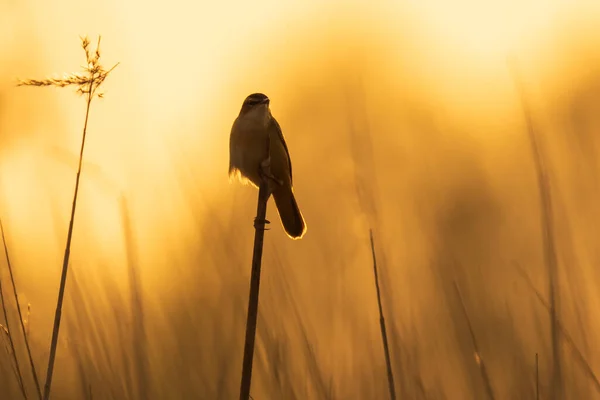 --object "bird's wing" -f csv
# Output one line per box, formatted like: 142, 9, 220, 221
271, 117, 293, 184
